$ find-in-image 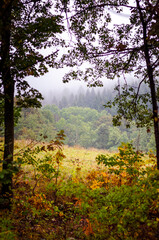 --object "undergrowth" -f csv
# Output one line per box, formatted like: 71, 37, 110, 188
0, 140, 159, 239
